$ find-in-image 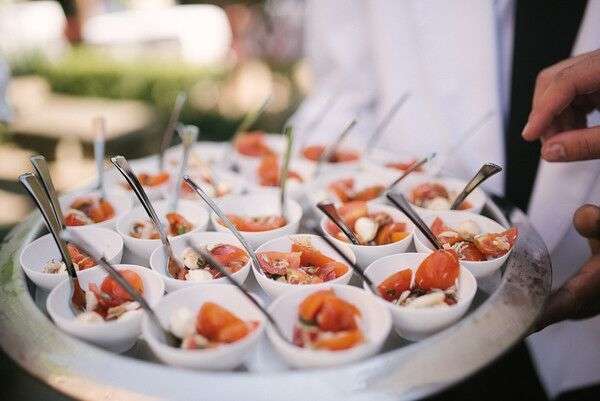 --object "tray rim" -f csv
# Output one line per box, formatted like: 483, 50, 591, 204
0, 197, 551, 401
